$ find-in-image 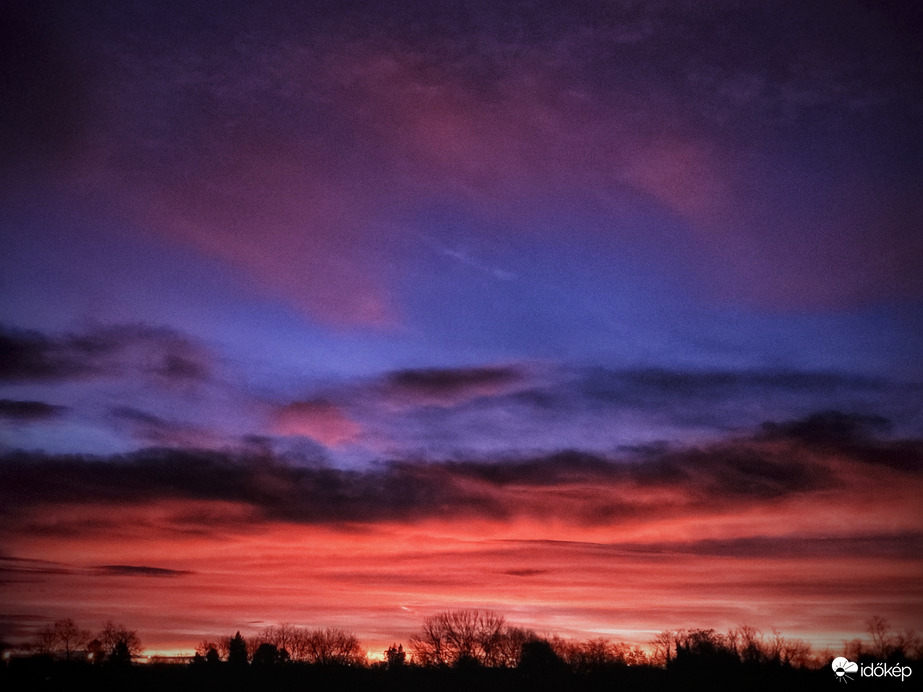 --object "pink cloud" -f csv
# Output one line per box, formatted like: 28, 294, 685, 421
272, 400, 362, 447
